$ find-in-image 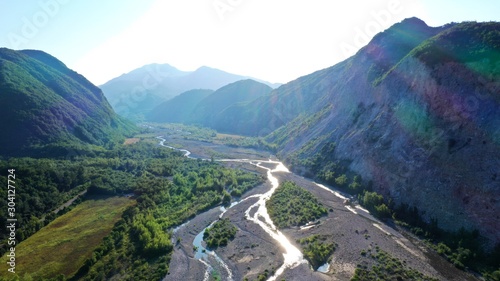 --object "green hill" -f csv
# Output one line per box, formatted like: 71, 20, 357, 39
191, 79, 272, 130
146, 79, 272, 131
147, 89, 213, 123
0, 48, 135, 157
